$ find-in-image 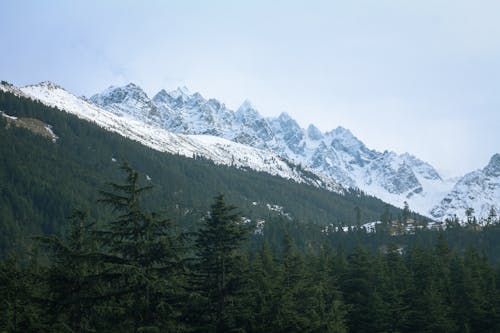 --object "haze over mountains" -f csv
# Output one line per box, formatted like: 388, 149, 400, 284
2, 80, 498, 221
